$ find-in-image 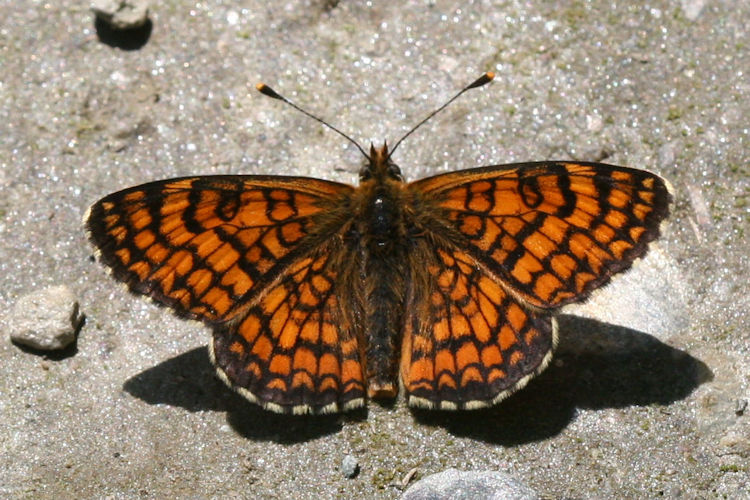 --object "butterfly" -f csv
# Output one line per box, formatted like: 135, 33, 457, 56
85, 72, 671, 414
